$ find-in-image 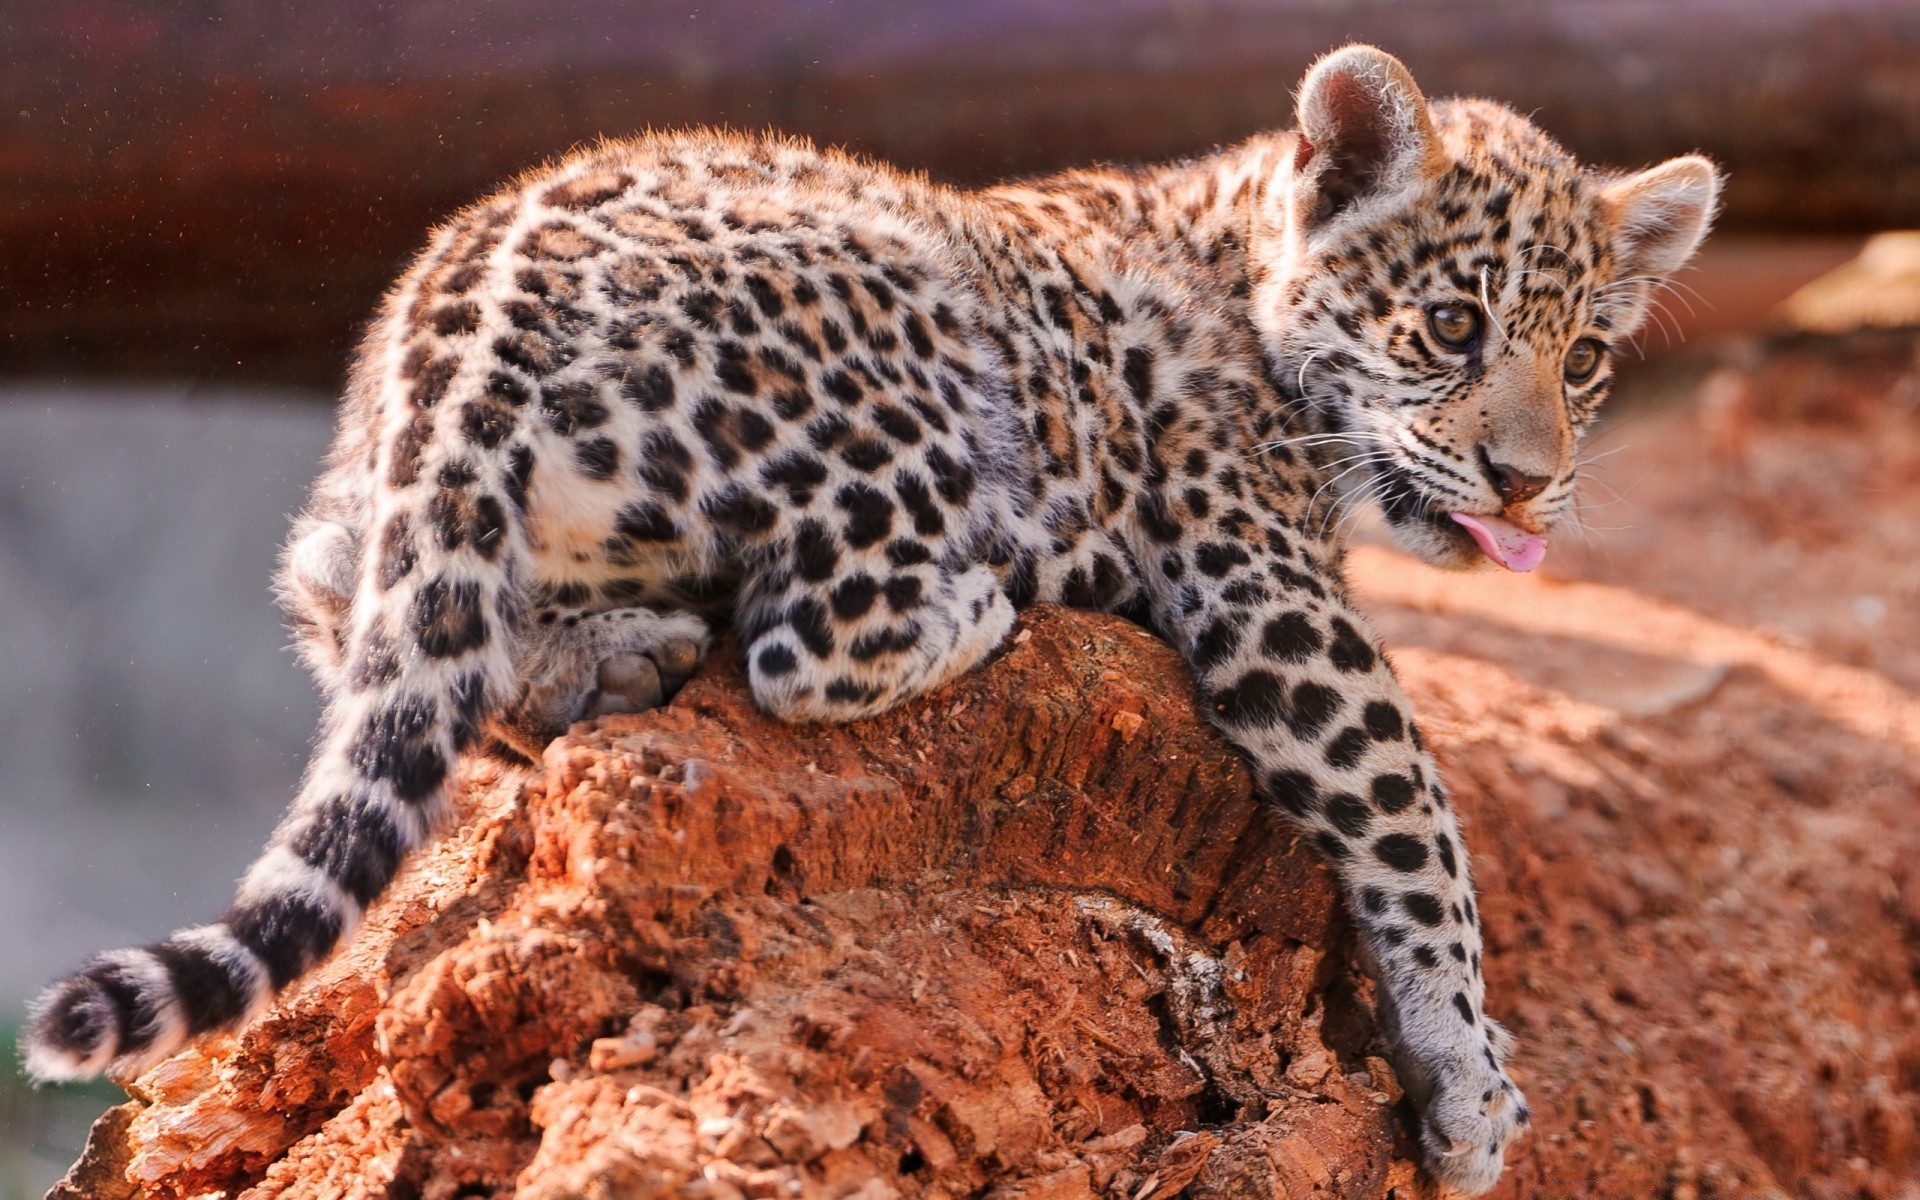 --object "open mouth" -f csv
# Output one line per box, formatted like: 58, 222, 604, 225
1374, 463, 1549, 572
